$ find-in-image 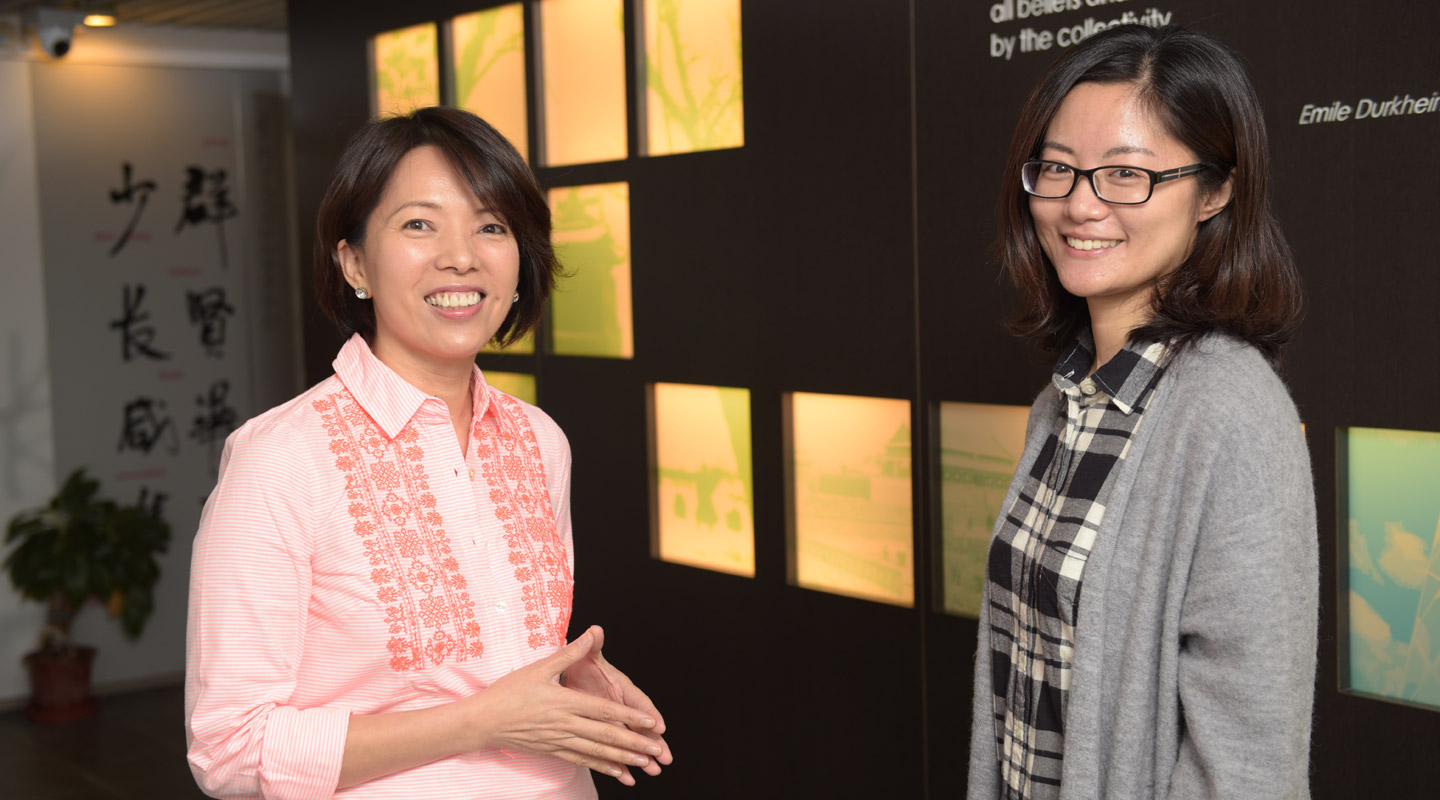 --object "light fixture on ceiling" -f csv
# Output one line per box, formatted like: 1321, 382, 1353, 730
81, 2, 117, 27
